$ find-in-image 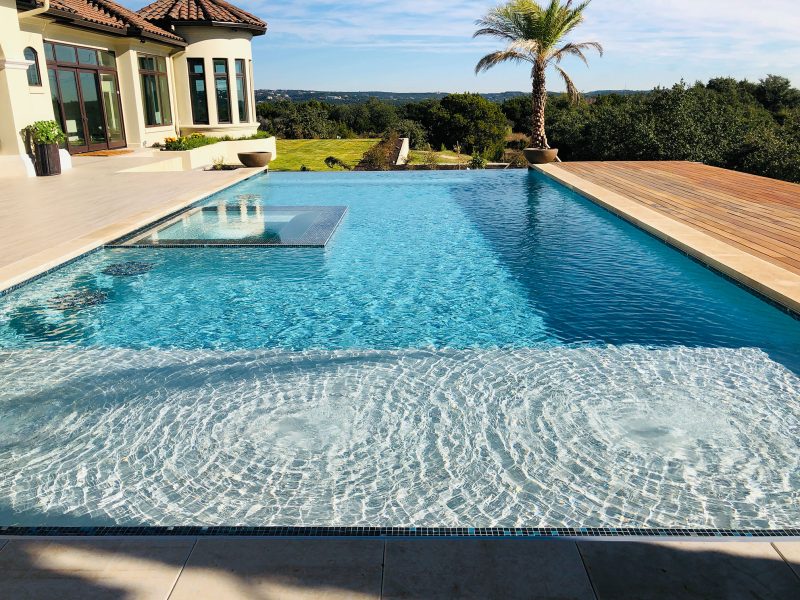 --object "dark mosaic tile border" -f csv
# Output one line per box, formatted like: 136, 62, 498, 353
533, 170, 800, 322
1, 526, 798, 539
